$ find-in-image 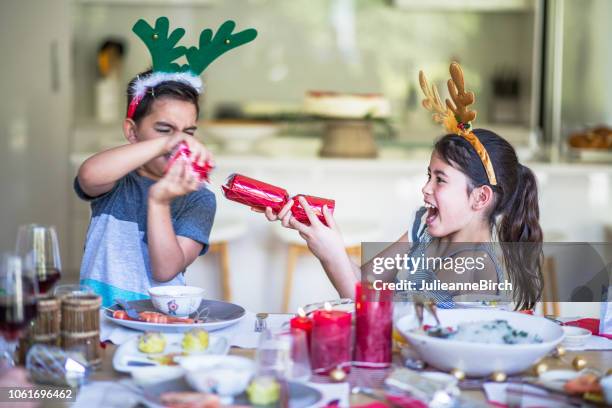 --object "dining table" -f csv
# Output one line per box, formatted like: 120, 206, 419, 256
79, 312, 612, 408
20, 309, 612, 408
